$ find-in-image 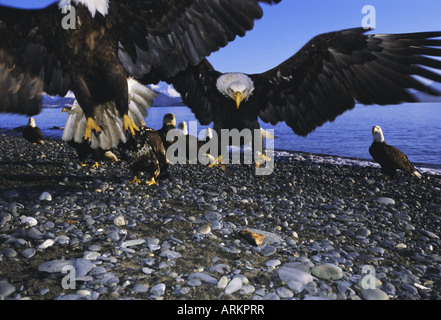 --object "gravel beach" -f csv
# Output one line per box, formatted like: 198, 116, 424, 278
1, 133, 440, 302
